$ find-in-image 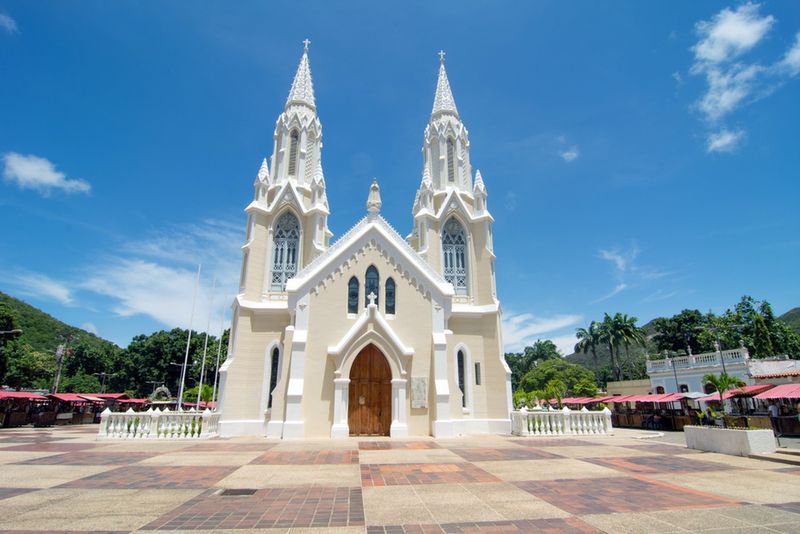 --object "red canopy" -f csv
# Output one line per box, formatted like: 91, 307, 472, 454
754, 383, 800, 400
0, 391, 48, 401
89, 393, 130, 400
119, 398, 149, 404
601, 393, 686, 403
48, 393, 104, 404
698, 384, 775, 402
